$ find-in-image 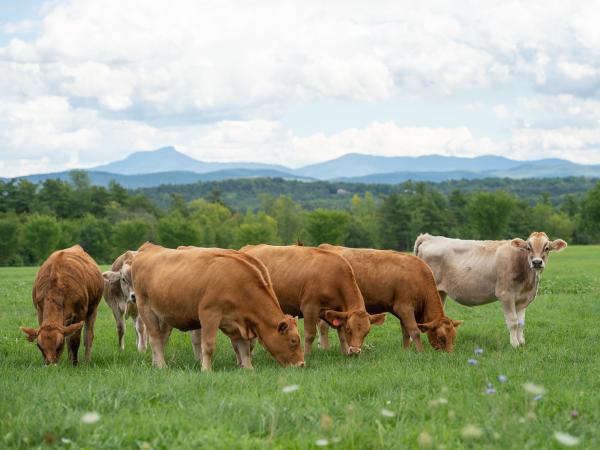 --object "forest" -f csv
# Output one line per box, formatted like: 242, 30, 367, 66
1, 171, 599, 266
